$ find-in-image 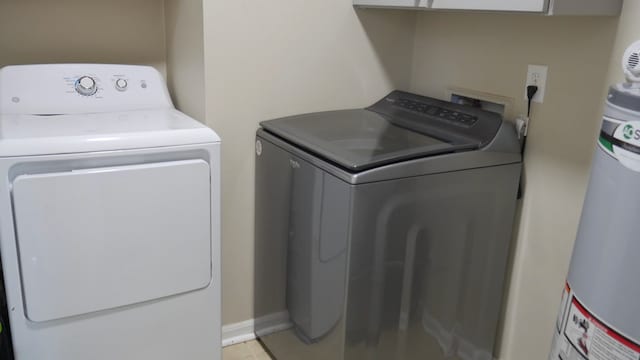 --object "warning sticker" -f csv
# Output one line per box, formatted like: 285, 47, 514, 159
549, 285, 640, 360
